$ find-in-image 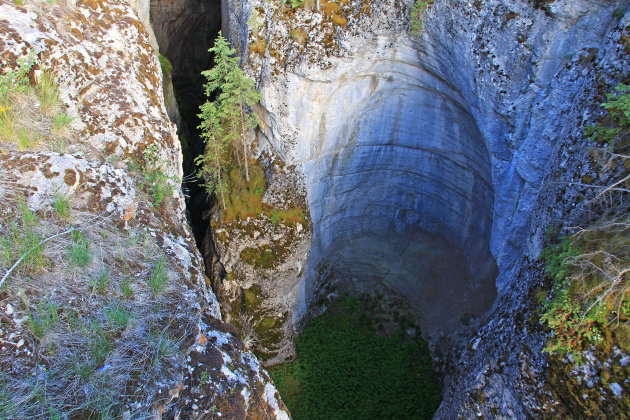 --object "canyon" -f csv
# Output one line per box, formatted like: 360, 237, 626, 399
0, 0, 628, 418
